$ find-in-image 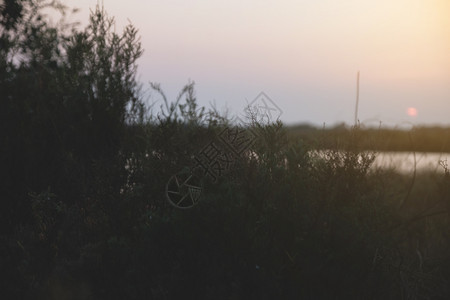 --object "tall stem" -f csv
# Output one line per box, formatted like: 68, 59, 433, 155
354, 71, 360, 126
